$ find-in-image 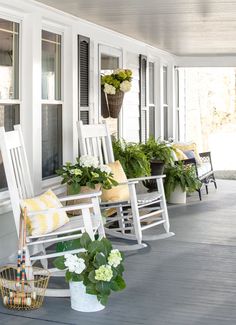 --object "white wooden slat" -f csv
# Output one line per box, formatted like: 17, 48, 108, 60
14, 125, 34, 197
97, 137, 104, 164
85, 138, 92, 155
13, 147, 28, 198
91, 137, 98, 157
101, 136, 108, 164
10, 149, 24, 199
4, 130, 21, 149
